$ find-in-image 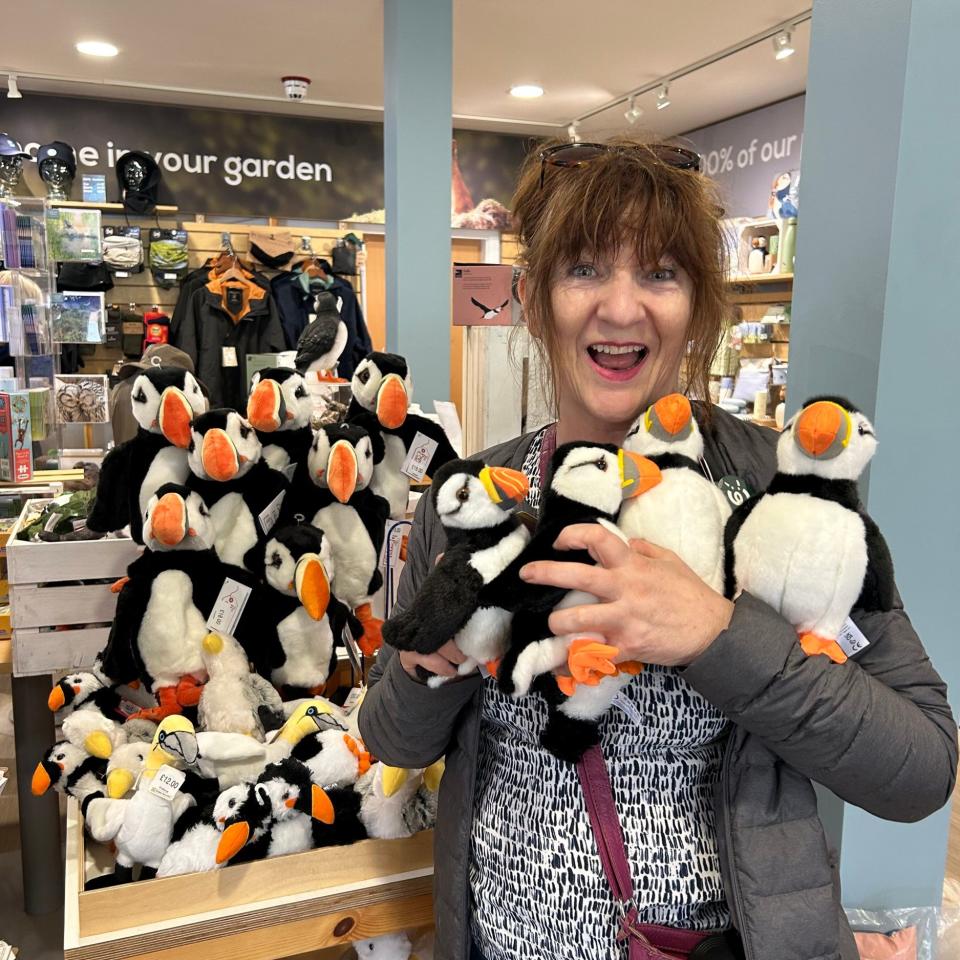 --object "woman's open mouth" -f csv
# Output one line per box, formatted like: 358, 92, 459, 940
586, 342, 649, 381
